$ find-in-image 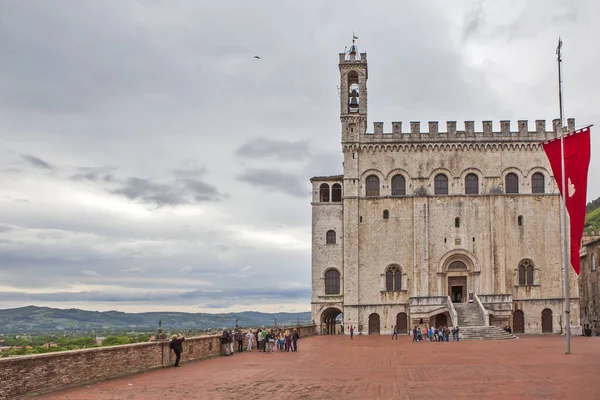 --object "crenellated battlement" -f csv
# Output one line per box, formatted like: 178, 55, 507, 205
358, 118, 575, 142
